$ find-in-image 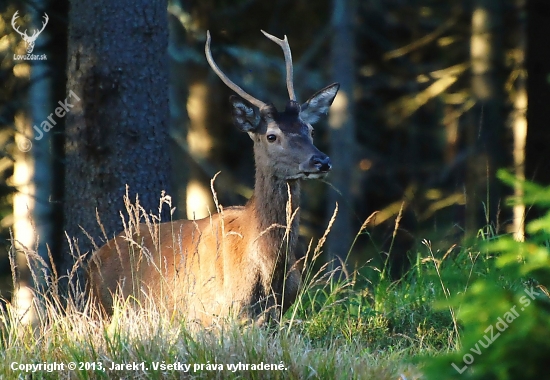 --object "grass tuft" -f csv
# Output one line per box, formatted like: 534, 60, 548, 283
1, 193, 509, 379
